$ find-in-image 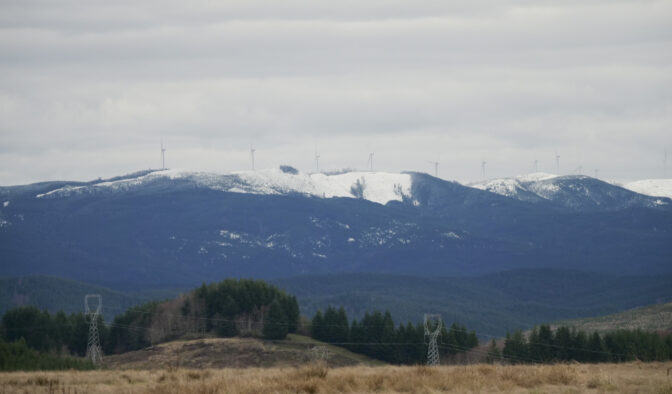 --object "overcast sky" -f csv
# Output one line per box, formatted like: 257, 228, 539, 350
1, 0, 671, 185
